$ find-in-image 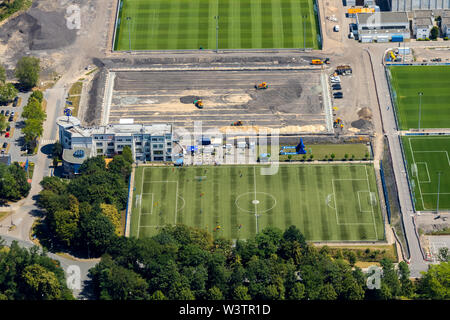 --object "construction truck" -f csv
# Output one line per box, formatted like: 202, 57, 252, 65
311, 58, 330, 65
255, 82, 268, 90
194, 99, 203, 109
231, 120, 243, 126
336, 65, 352, 75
